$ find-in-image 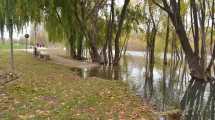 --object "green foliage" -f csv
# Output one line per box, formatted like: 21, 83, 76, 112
0, 42, 25, 49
